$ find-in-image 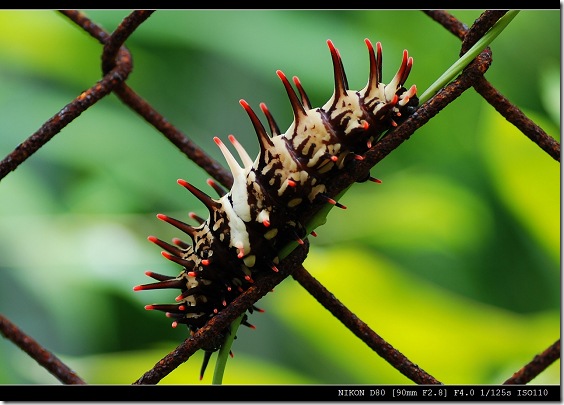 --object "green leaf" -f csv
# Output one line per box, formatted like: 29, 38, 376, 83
40, 344, 318, 384
269, 247, 560, 384
315, 173, 494, 254
478, 107, 560, 263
